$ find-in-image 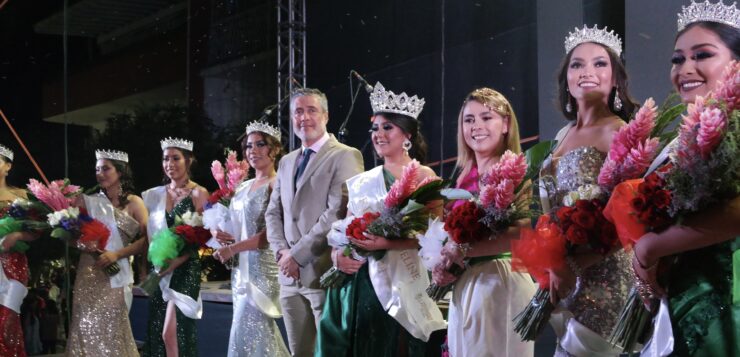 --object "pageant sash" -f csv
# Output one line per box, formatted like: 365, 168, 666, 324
0, 255, 26, 314
143, 186, 203, 319
230, 180, 282, 318
84, 194, 134, 307
346, 167, 446, 341
640, 297, 674, 357
550, 307, 624, 356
